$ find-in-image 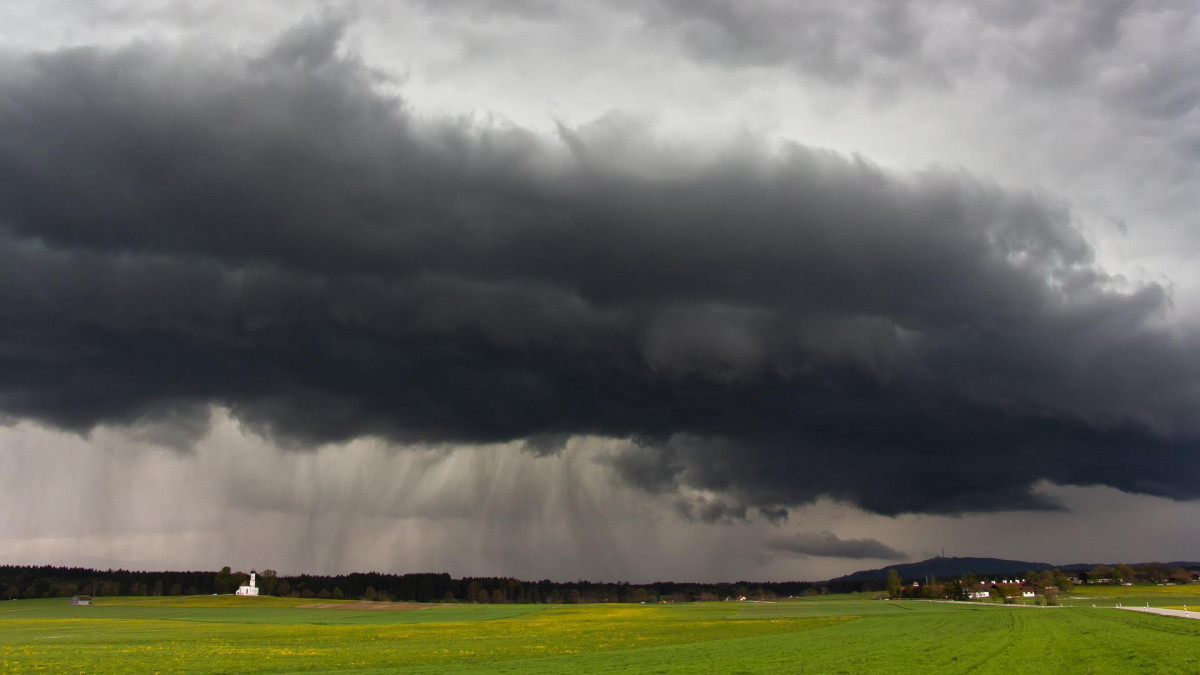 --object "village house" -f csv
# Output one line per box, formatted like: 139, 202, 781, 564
967, 584, 991, 600
975, 579, 1038, 600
